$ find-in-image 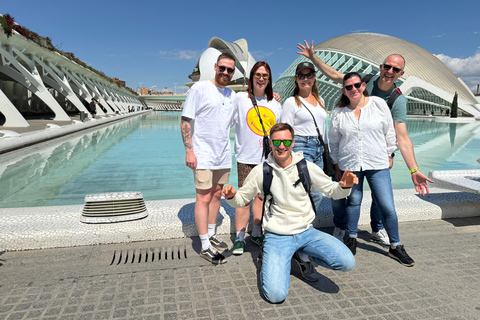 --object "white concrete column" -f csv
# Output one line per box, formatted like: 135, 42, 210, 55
0, 88, 30, 127
0, 45, 70, 121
